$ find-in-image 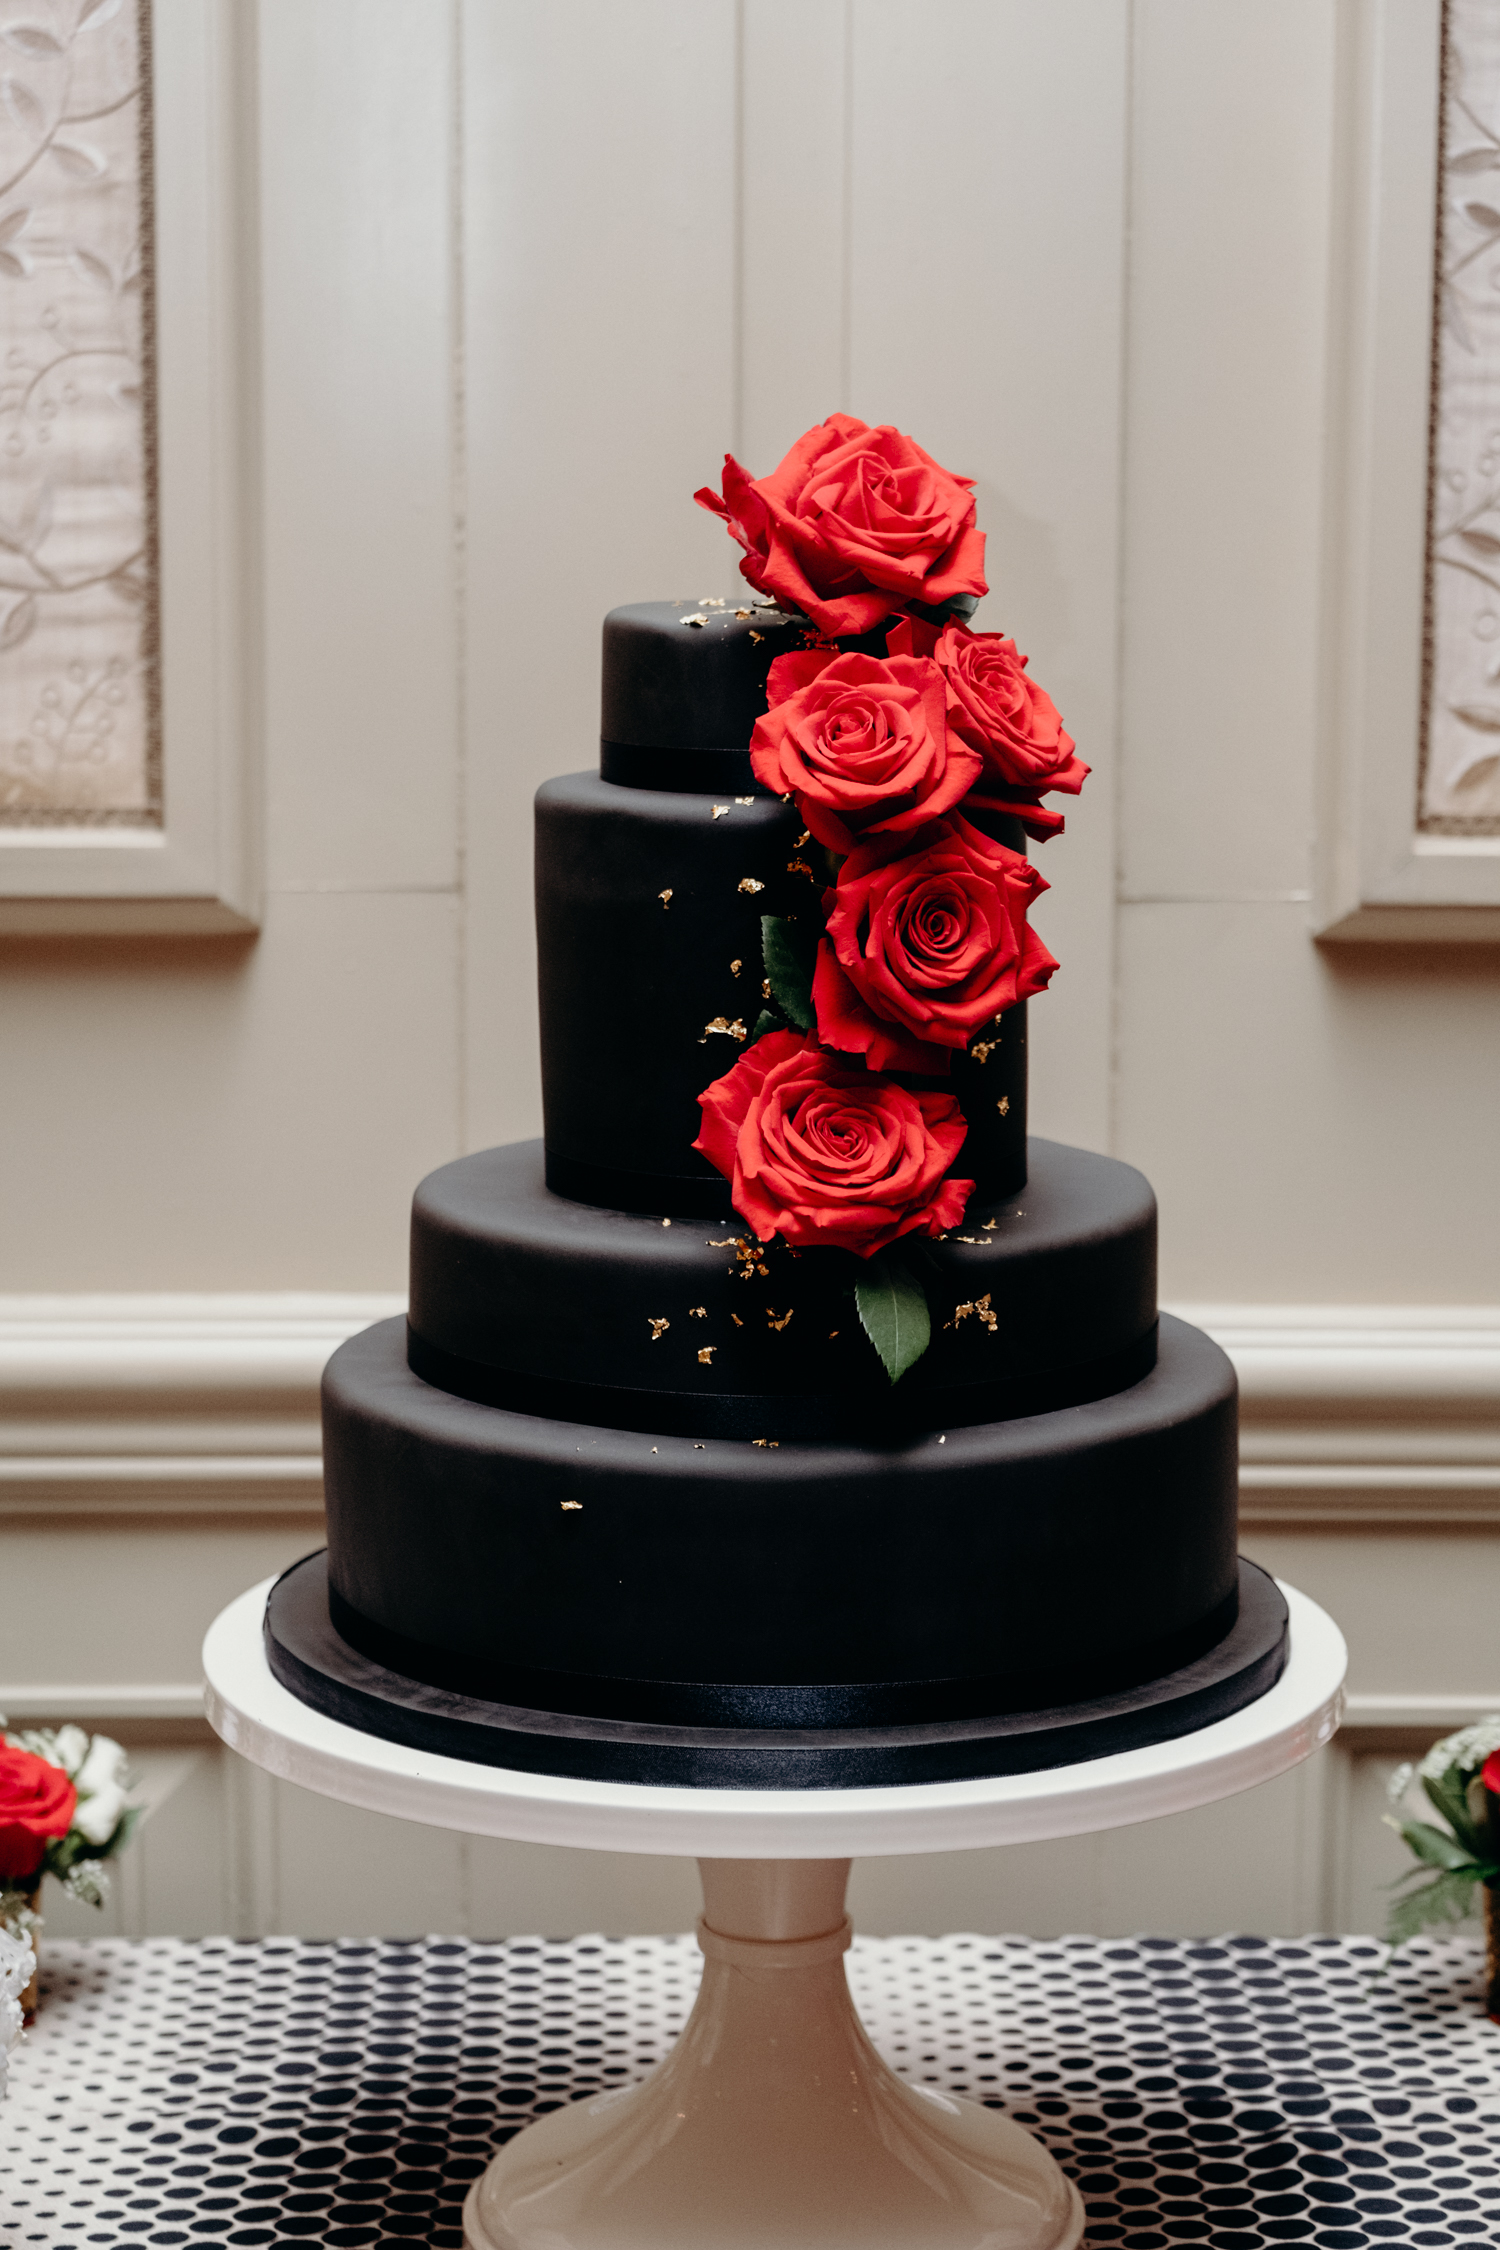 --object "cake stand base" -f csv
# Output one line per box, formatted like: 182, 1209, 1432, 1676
464, 1857, 1082, 2250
